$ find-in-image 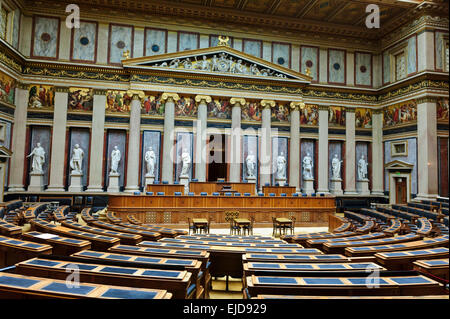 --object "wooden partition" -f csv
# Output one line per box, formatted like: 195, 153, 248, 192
328, 214, 345, 232
190, 182, 256, 195
146, 184, 185, 195
262, 186, 296, 196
